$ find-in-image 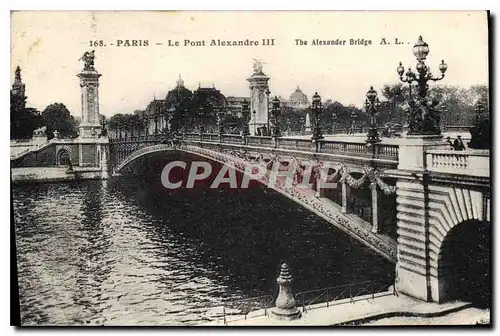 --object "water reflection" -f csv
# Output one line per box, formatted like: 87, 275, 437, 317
13, 174, 393, 326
